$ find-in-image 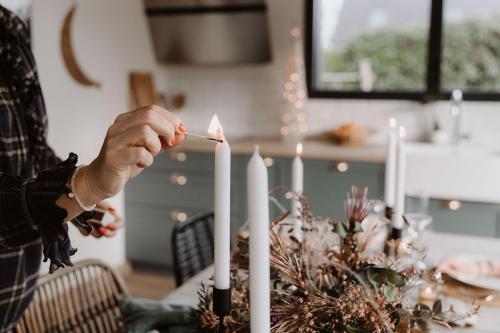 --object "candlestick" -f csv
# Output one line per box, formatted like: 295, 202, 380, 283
384, 118, 397, 209
247, 146, 271, 333
291, 142, 304, 242
393, 126, 406, 231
